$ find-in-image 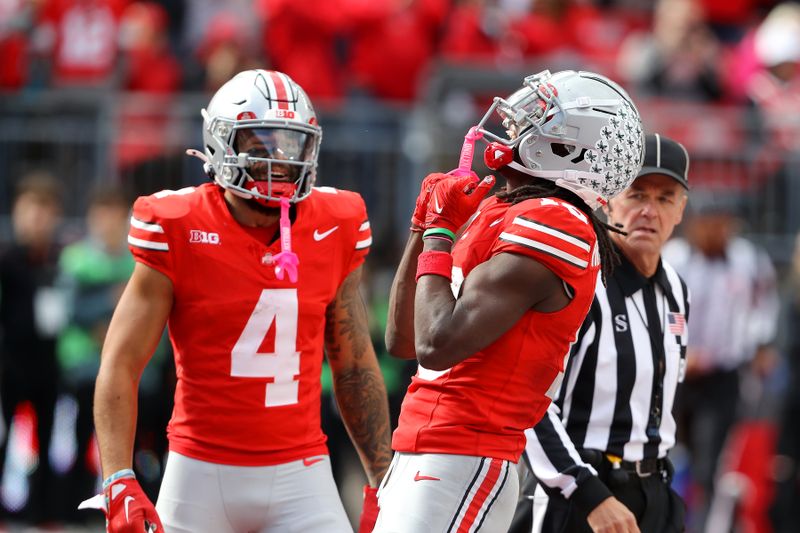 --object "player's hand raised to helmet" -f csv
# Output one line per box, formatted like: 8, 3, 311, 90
424, 174, 495, 235
411, 172, 454, 230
